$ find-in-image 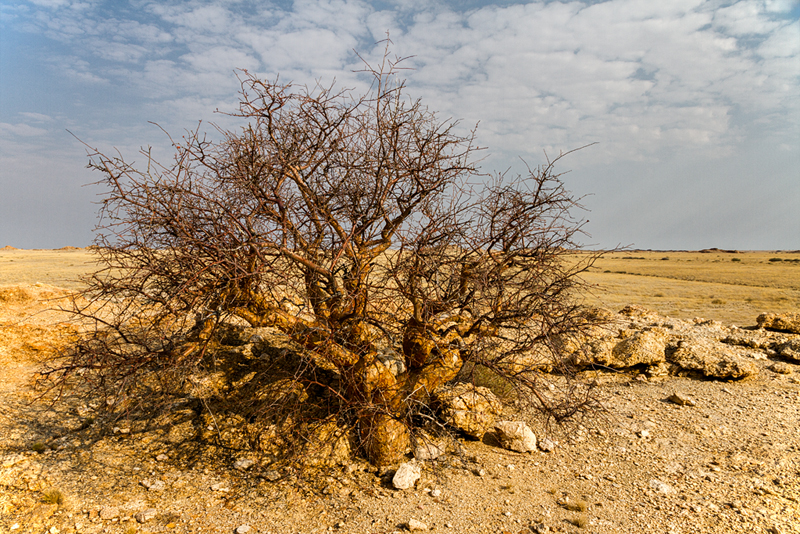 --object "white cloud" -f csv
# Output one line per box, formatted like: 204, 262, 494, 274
0, 122, 49, 137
